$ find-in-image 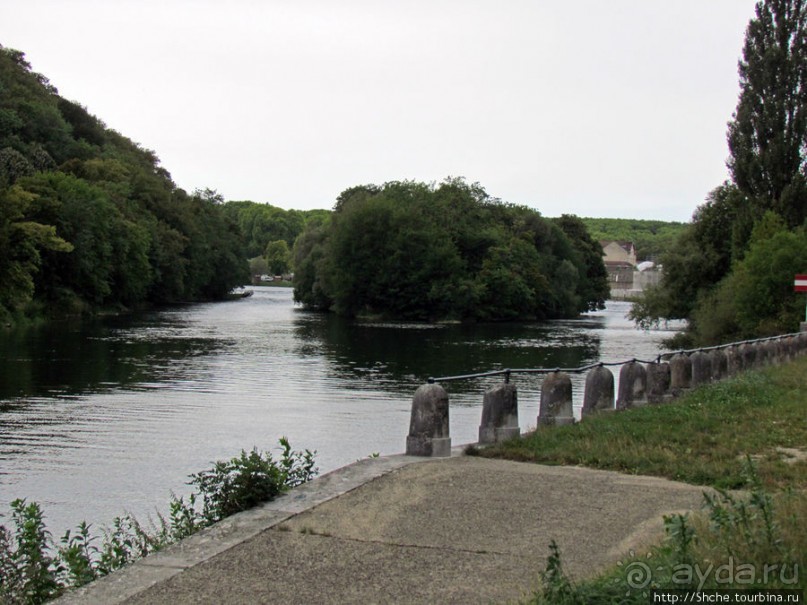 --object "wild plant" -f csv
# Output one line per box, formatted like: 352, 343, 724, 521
0, 437, 317, 604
